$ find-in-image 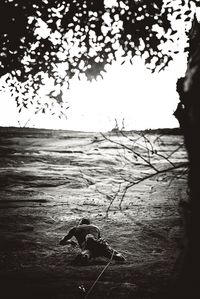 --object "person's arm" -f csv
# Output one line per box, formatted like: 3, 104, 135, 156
59, 227, 76, 245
